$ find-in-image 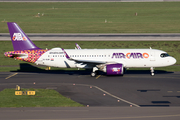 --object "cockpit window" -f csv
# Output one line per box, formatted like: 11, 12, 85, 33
160, 53, 170, 58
